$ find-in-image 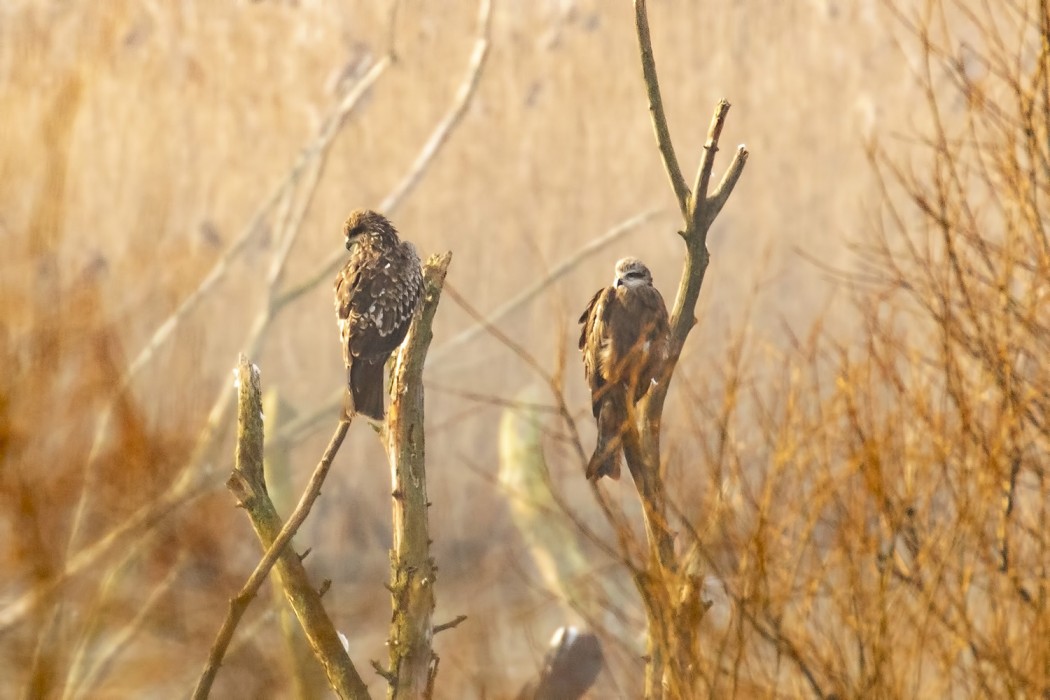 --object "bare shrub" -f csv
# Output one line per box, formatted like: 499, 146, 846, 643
670, 0, 1050, 696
